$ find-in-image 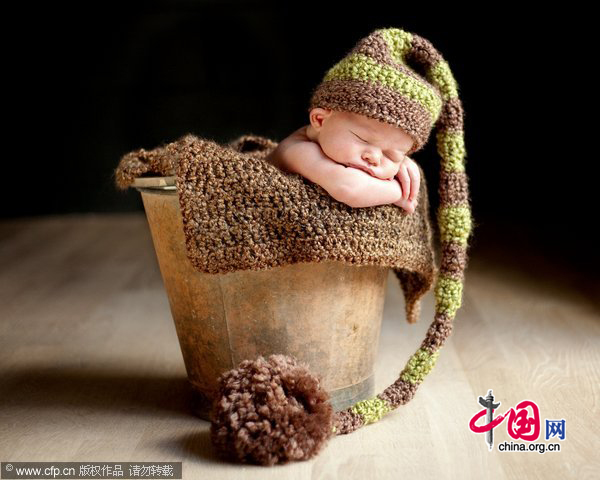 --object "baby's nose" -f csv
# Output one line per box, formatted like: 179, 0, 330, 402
362, 151, 380, 165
